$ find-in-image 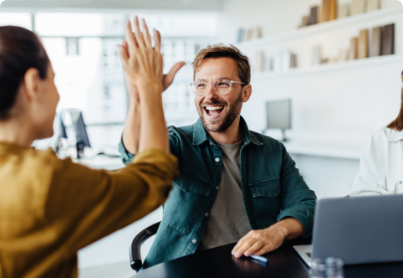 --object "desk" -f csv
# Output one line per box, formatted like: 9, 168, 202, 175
134, 238, 403, 278
74, 156, 124, 171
